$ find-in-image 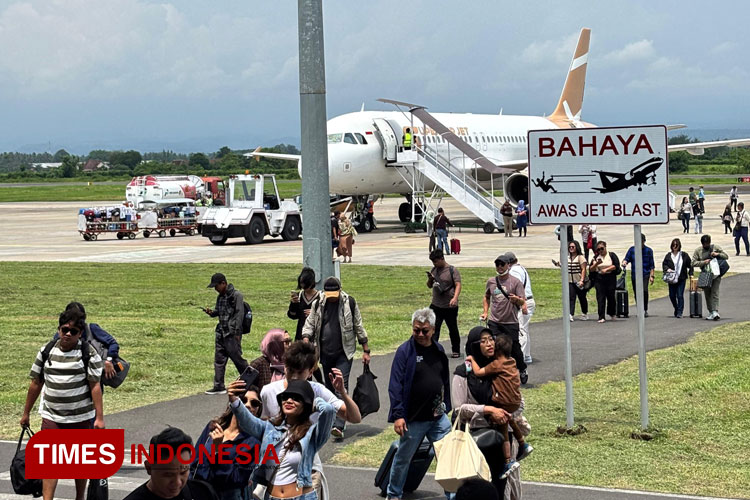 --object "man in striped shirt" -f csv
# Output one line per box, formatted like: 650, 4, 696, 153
20, 307, 104, 500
